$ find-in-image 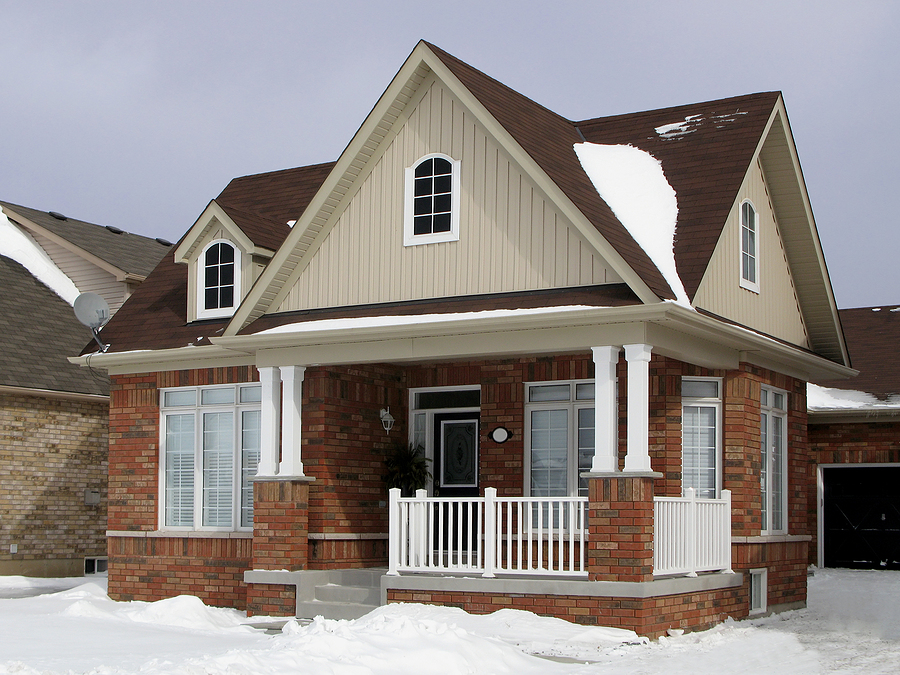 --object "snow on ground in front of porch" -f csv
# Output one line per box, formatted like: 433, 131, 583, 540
807, 382, 900, 410
254, 305, 605, 335
0, 210, 81, 305
574, 142, 690, 307
1, 569, 900, 673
